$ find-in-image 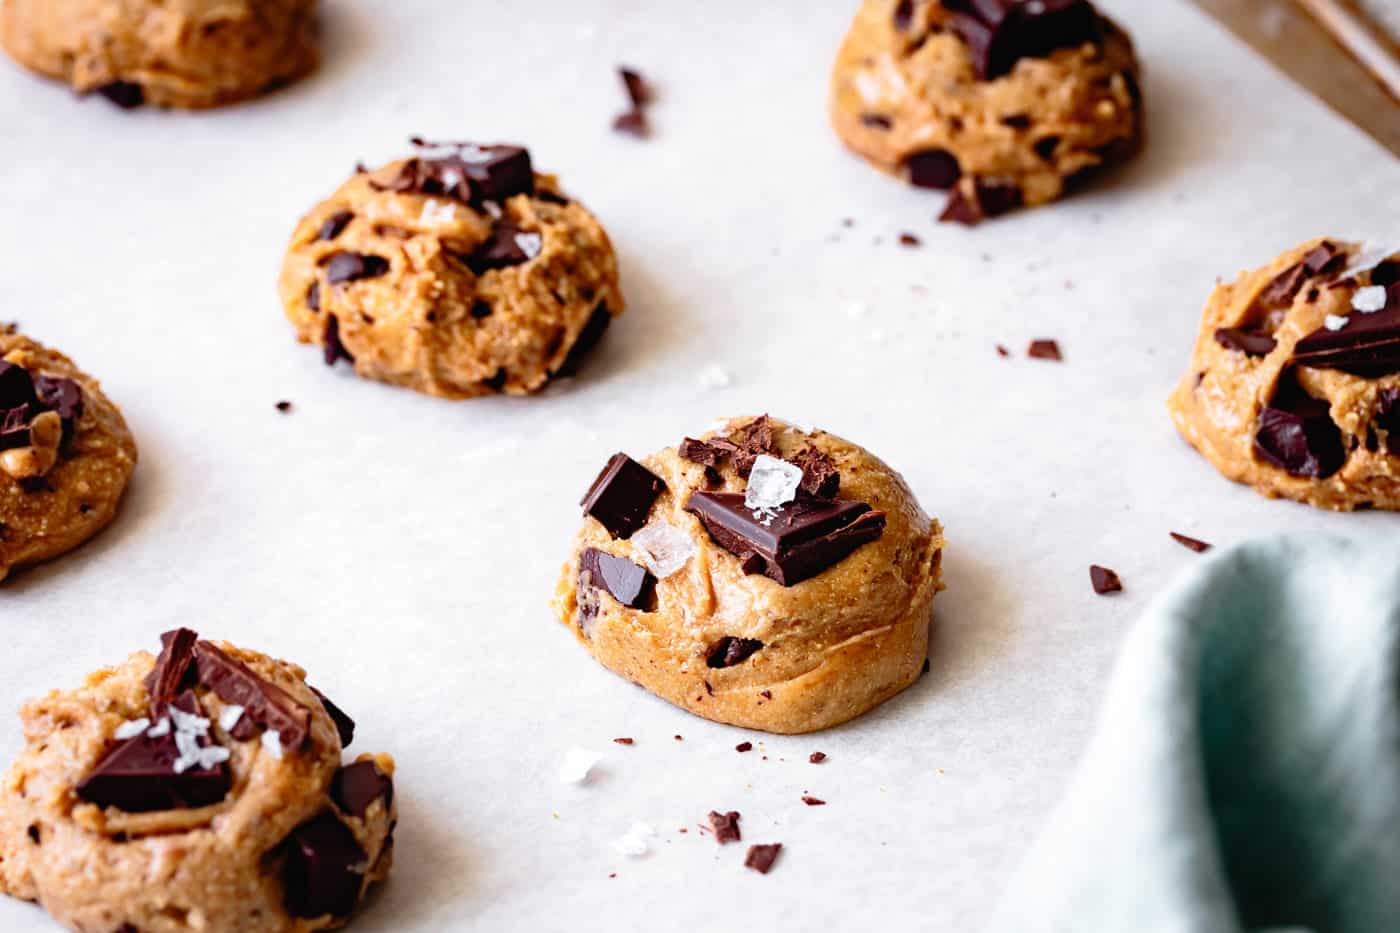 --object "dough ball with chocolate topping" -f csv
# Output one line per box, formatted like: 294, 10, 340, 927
0, 0, 318, 109
829, 0, 1143, 223
0, 629, 395, 931
1169, 238, 1400, 511
278, 140, 625, 399
553, 416, 945, 734
0, 331, 136, 582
